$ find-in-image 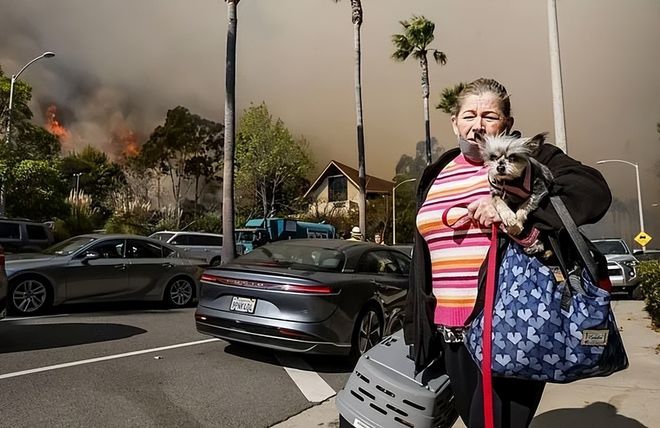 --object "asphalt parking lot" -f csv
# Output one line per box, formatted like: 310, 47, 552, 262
0, 302, 355, 428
